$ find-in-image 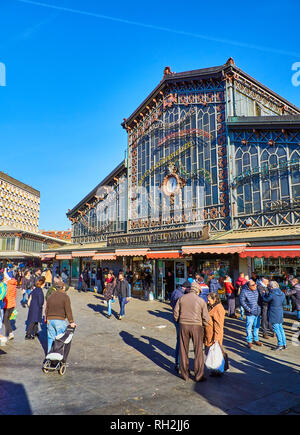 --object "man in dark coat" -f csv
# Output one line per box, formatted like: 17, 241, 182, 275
114, 272, 130, 320
257, 277, 274, 339
25, 277, 45, 340
286, 278, 300, 324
